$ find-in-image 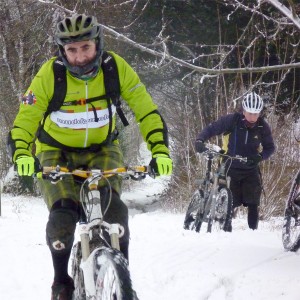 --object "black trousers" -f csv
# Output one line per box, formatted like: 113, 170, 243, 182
227, 167, 262, 230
